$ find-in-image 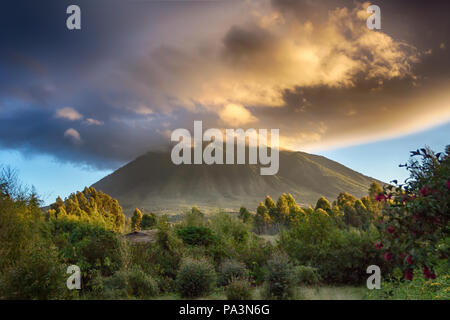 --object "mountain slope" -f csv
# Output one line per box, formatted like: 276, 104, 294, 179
92, 150, 382, 214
